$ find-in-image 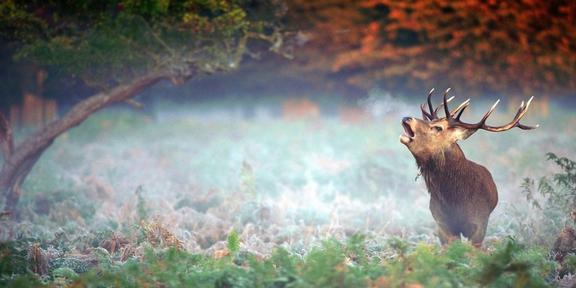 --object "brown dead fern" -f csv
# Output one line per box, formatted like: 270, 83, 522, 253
141, 218, 184, 250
